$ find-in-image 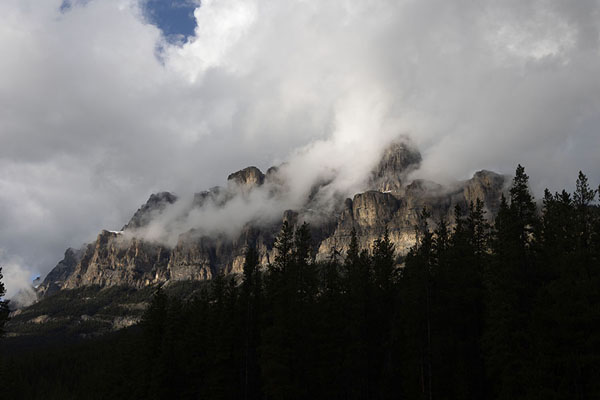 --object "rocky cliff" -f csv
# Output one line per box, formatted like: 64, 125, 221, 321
37, 141, 507, 296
